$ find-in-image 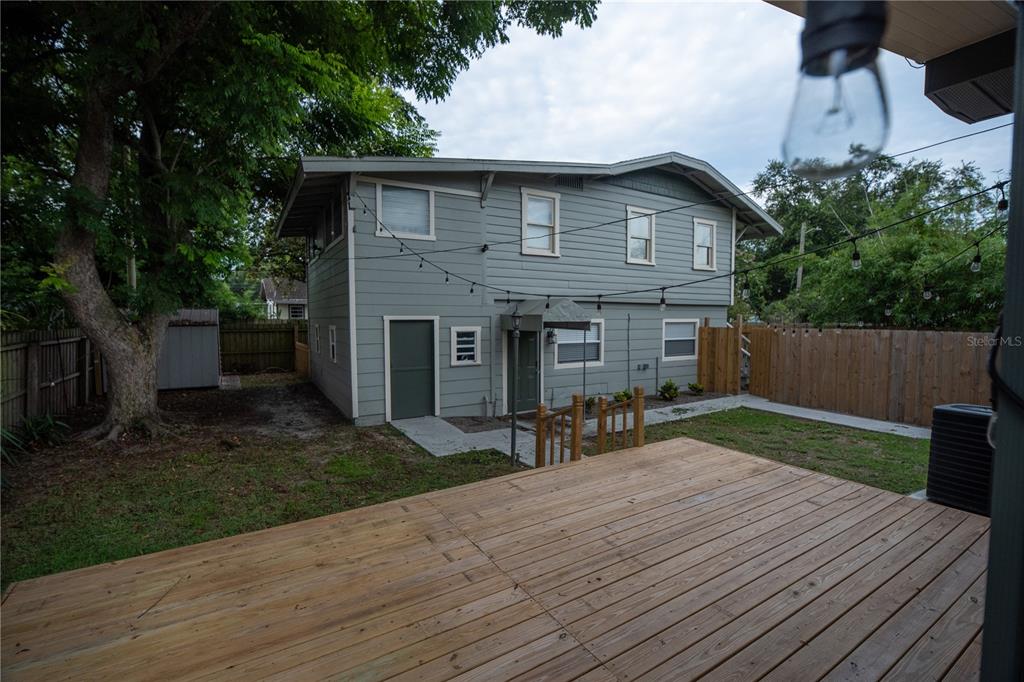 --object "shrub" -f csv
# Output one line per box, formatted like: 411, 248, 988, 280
613, 388, 633, 403
687, 382, 705, 396
658, 379, 680, 401
585, 396, 597, 413
1, 428, 25, 465
20, 415, 70, 448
